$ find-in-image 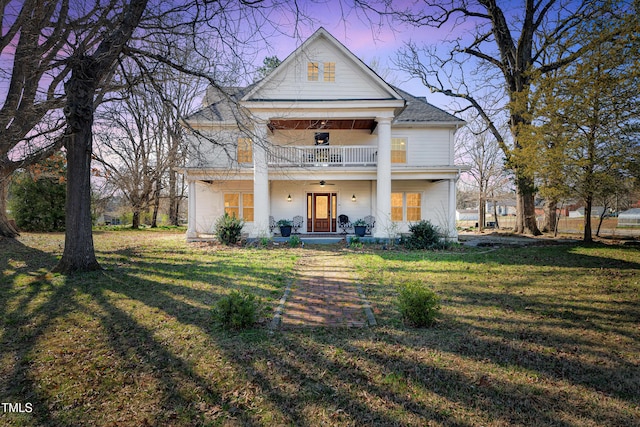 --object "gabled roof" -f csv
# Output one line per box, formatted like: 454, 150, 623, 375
186, 86, 247, 123
186, 28, 464, 126
241, 27, 402, 102
392, 87, 464, 125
